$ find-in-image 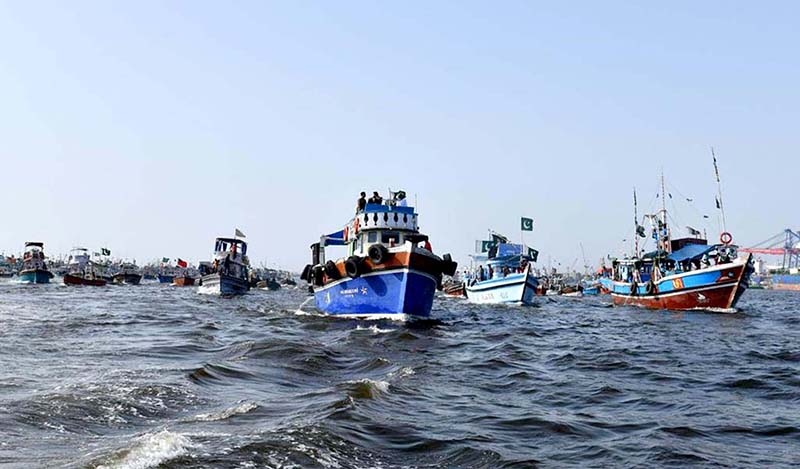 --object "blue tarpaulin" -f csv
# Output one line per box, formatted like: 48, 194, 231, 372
667, 244, 715, 263
323, 230, 346, 246
497, 243, 523, 257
